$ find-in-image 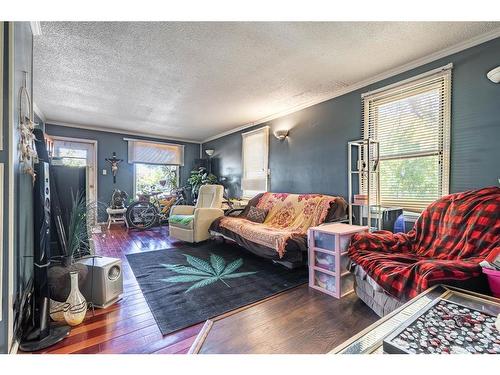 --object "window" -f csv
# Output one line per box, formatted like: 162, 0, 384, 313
362, 65, 451, 212
241, 127, 269, 199
127, 139, 184, 166
55, 147, 87, 167
134, 163, 179, 197
126, 139, 183, 197
53, 139, 94, 167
